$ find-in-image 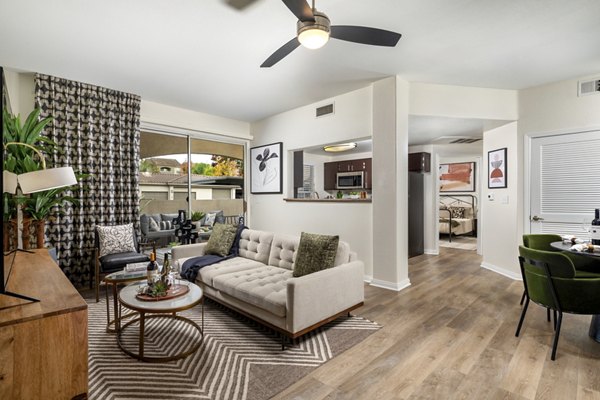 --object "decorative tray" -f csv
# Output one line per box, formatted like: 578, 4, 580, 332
136, 284, 189, 301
